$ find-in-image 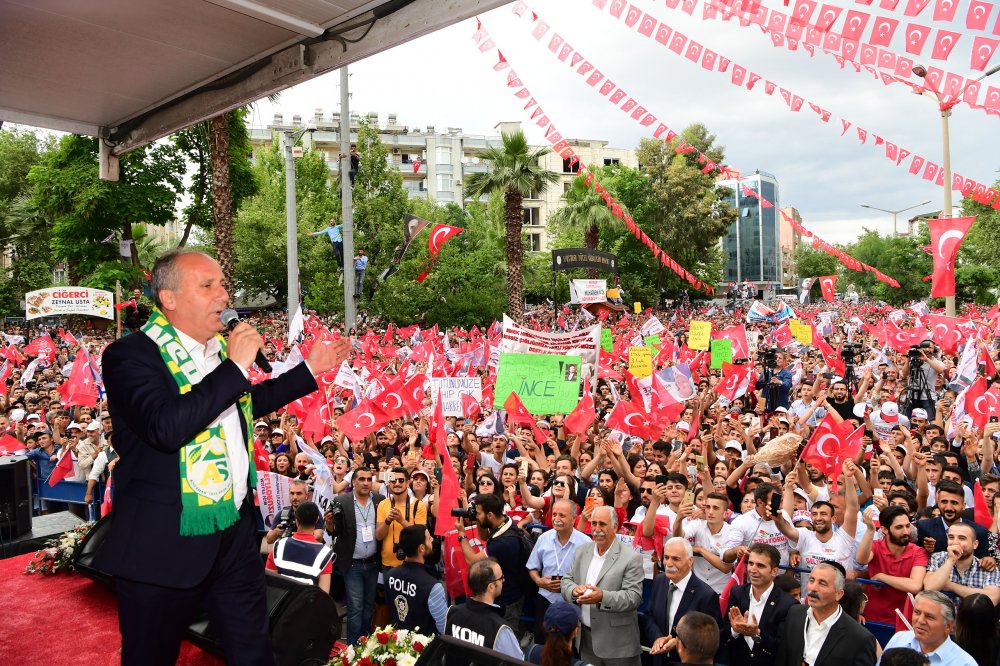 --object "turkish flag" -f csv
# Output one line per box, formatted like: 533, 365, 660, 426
0, 433, 25, 455
930, 29, 961, 60
47, 448, 76, 487
649, 373, 684, 426
427, 224, 464, 259
962, 378, 997, 430
714, 324, 750, 359
904, 23, 932, 55
335, 398, 389, 442
924, 314, 965, 354
605, 399, 655, 439
929, 216, 975, 298
461, 393, 481, 420
60, 352, 99, 407
974, 480, 993, 529
442, 530, 474, 598
401, 373, 427, 413
58, 329, 79, 348
300, 392, 331, 442
713, 363, 752, 401
24, 334, 56, 362
718, 552, 748, 615
503, 391, 546, 444
971, 36, 1000, 72
772, 324, 794, 347
886, 326, 929, 354
252, 438, 271, 473
373, 384, 410, 420
819, 275, 838, 302
933, 0, 959, 21
563, 390, 596, 435
433, 391, 463, 536
800, 414, 843, 481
